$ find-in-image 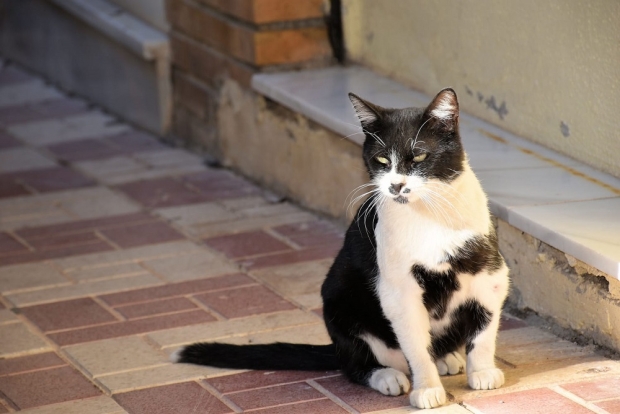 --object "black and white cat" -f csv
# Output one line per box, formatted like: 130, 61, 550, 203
173, 88, 510, 409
